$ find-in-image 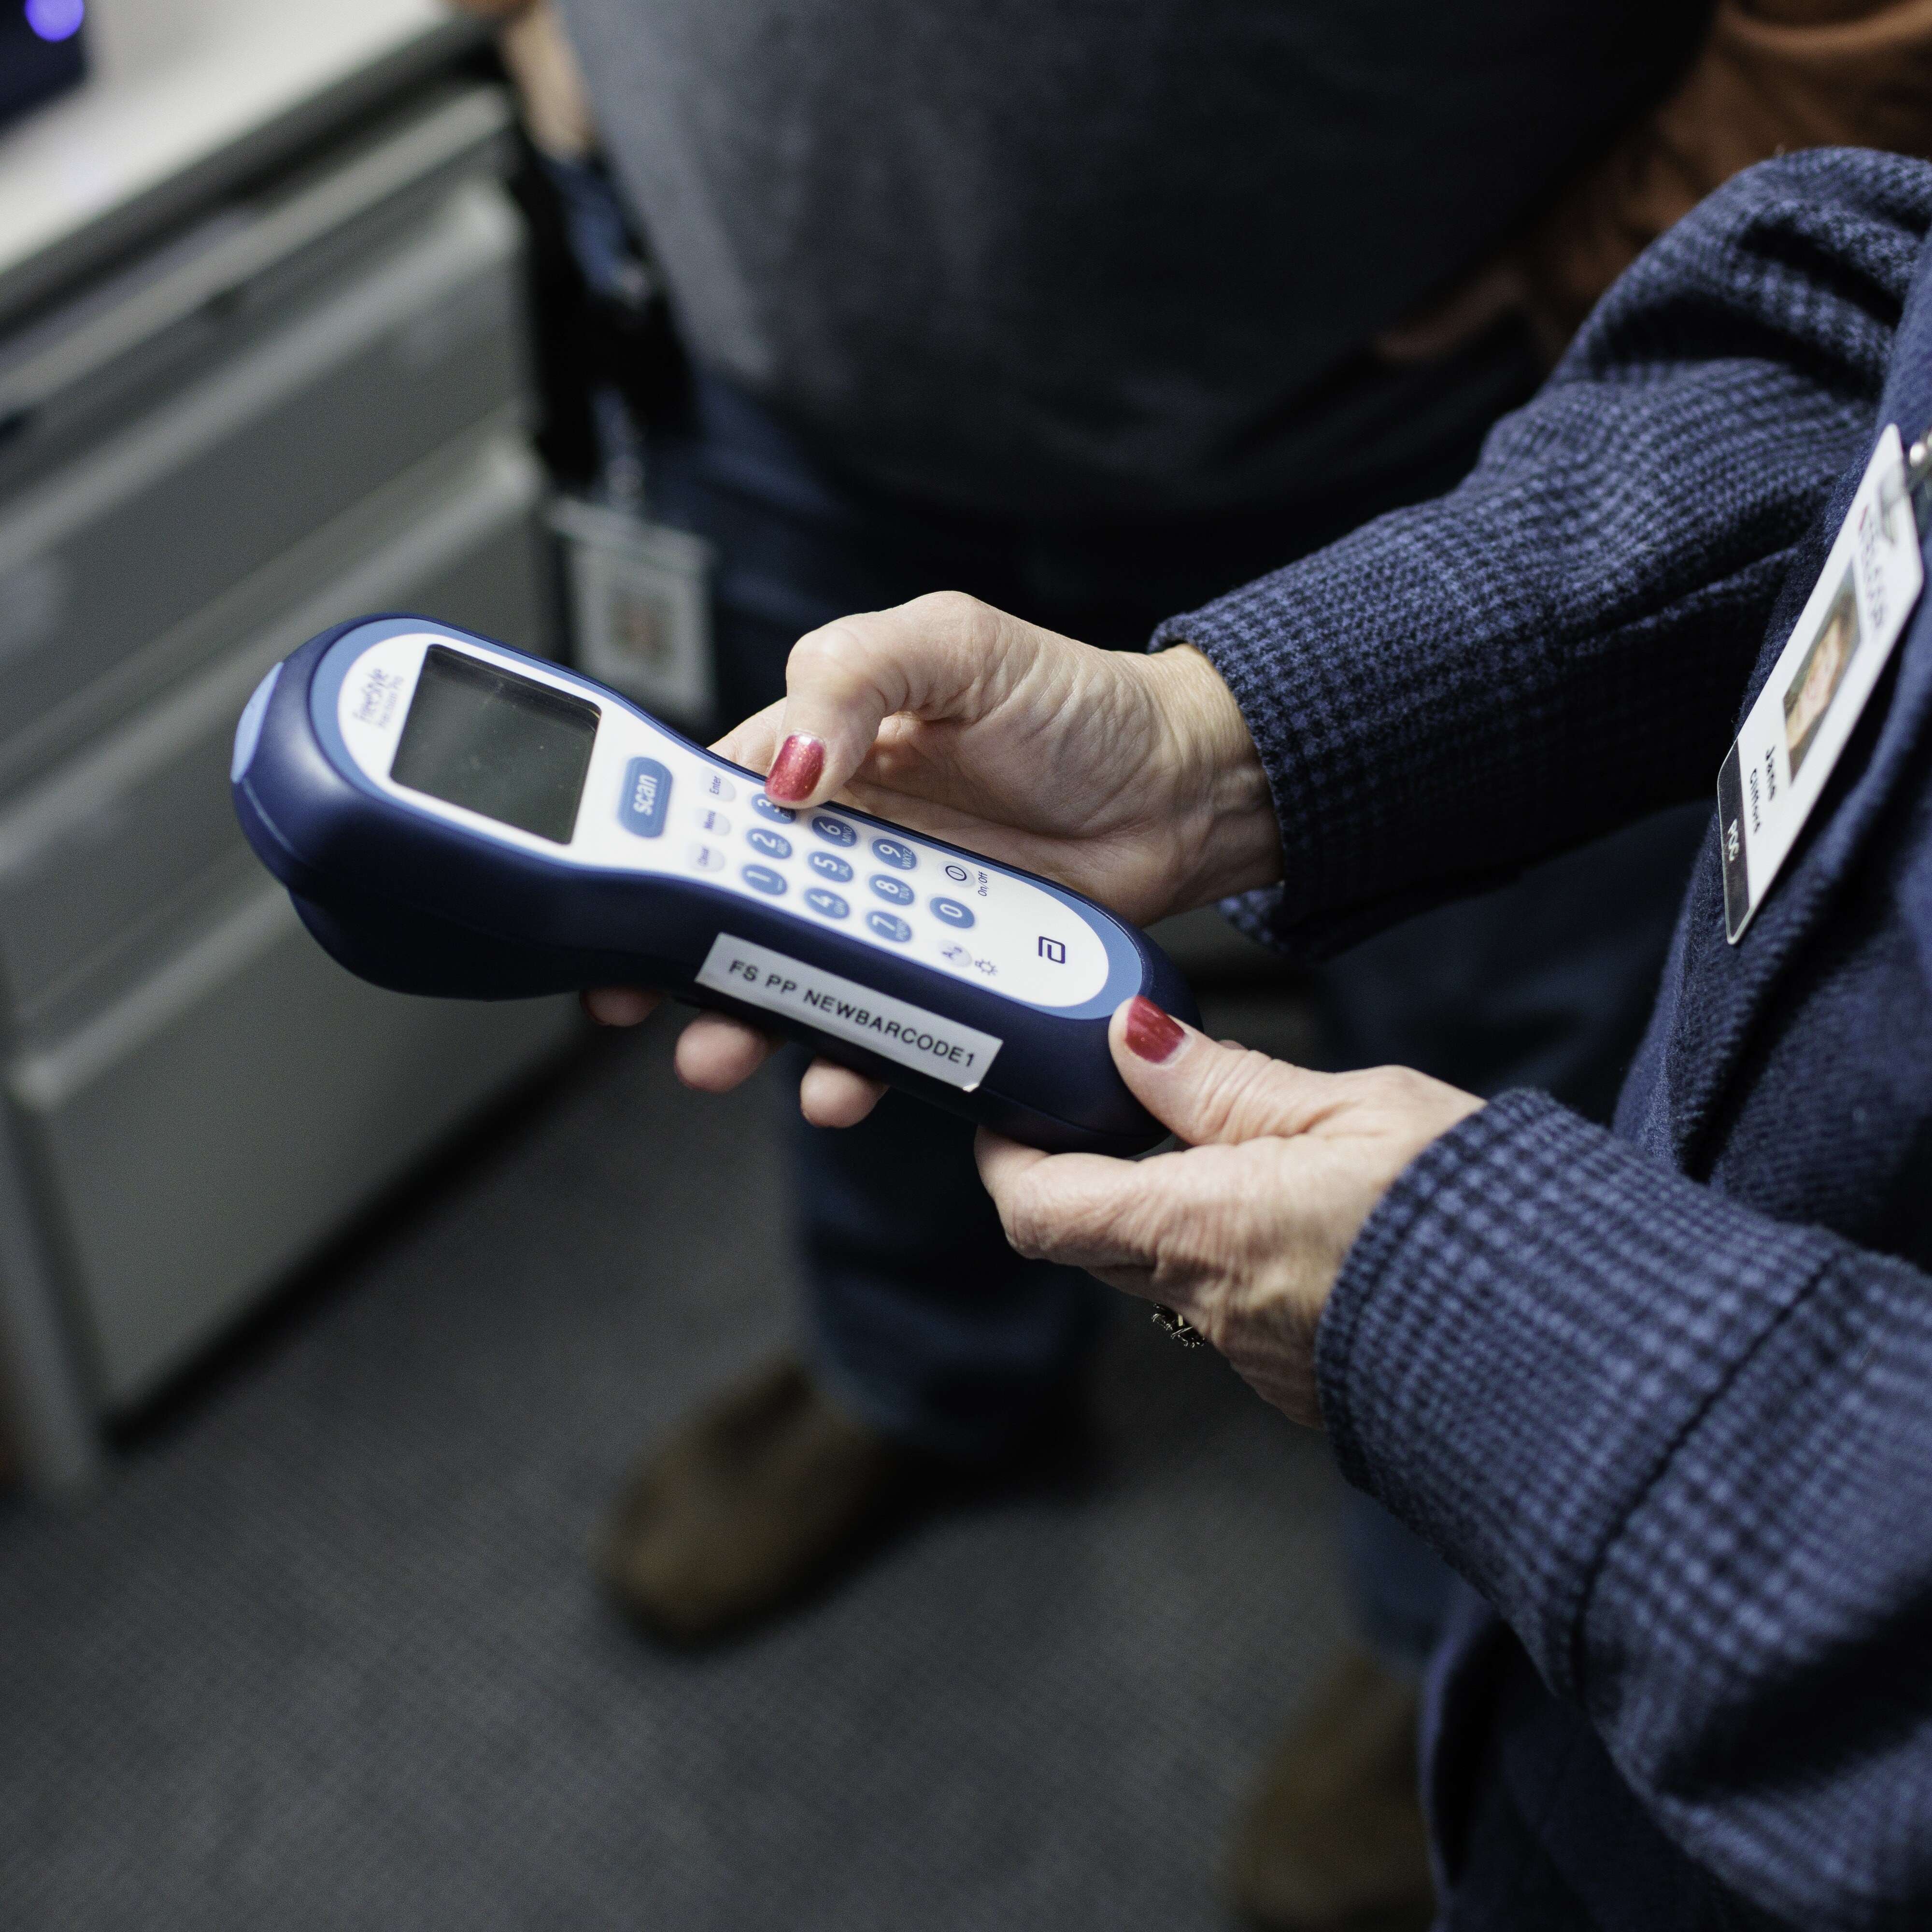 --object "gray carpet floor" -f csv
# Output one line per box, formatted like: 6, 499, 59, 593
0, 999, 1348, 1931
